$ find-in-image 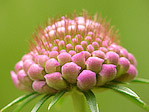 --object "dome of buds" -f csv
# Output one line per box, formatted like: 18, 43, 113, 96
11, 12, 137, 94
